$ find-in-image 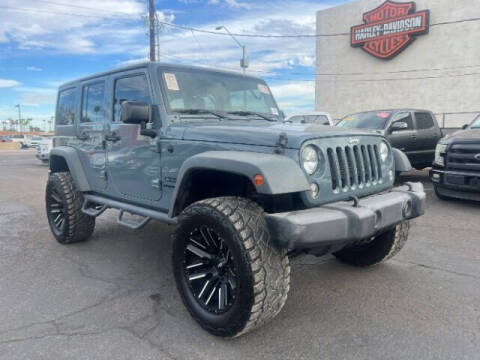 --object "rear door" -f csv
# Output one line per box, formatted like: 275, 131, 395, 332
387, 112, 418, 165
75, 80, 108, 192
413, 111, 438, 165
105, 70, 162, 204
